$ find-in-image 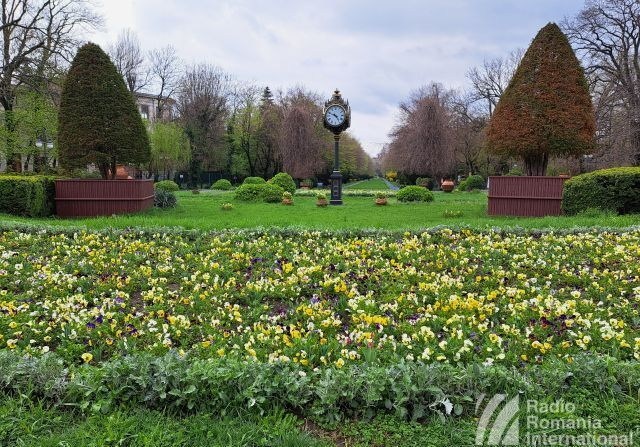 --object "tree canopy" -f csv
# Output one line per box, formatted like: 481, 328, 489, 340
58, 43, 150, 179
486, 23, 595, 176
